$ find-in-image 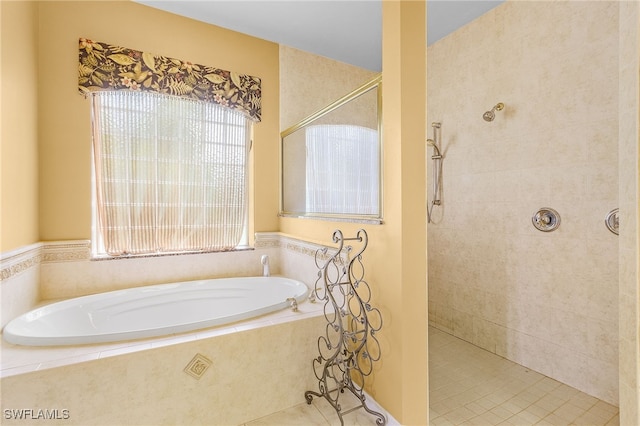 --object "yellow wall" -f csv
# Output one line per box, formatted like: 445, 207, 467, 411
279, 1, 428, 423
3, 0, 430, 422
36, 1, 280, 241
1, 1, 40, 252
